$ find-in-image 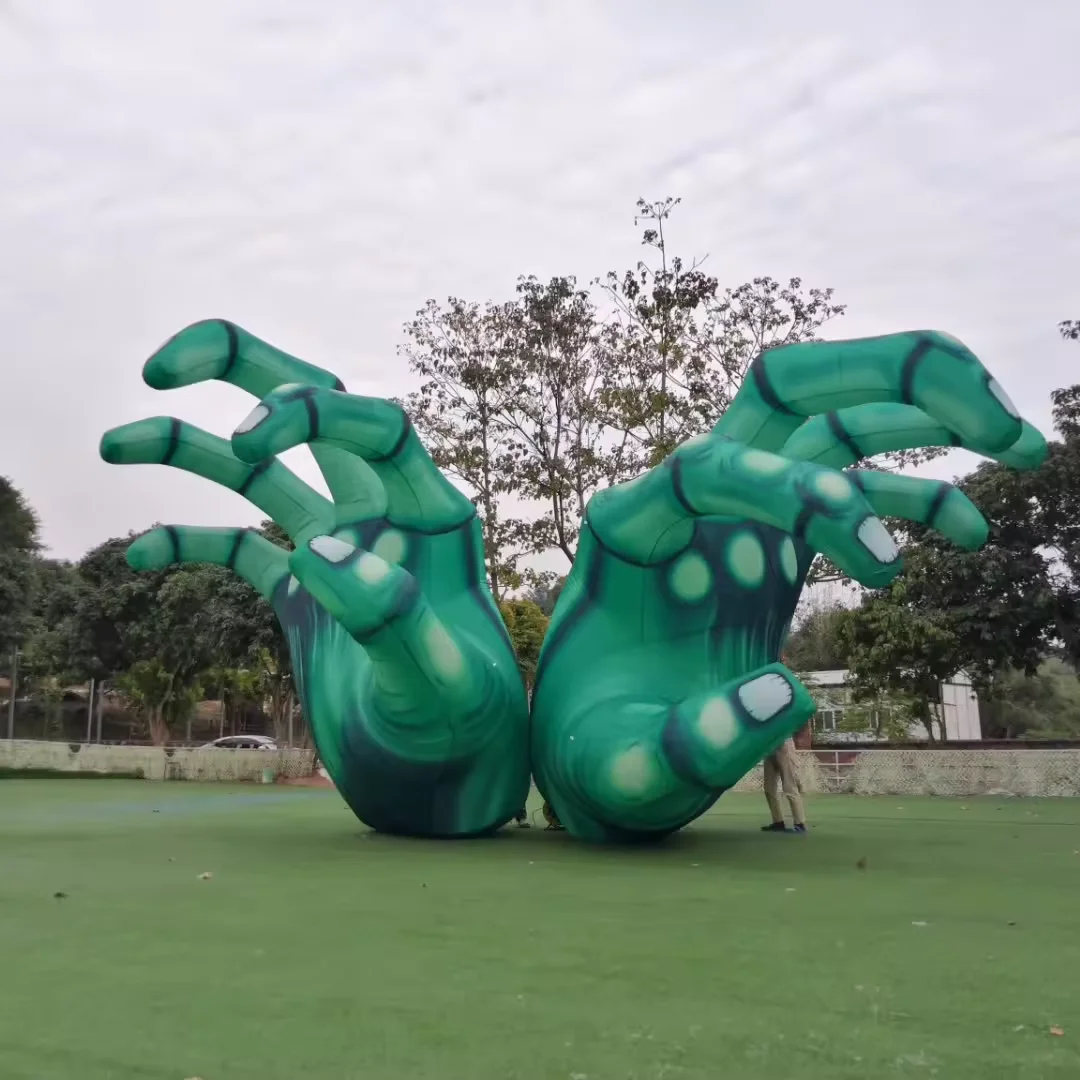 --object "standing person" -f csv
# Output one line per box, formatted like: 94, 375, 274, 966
542, 801, 564, 831
761, 736, 807, 834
